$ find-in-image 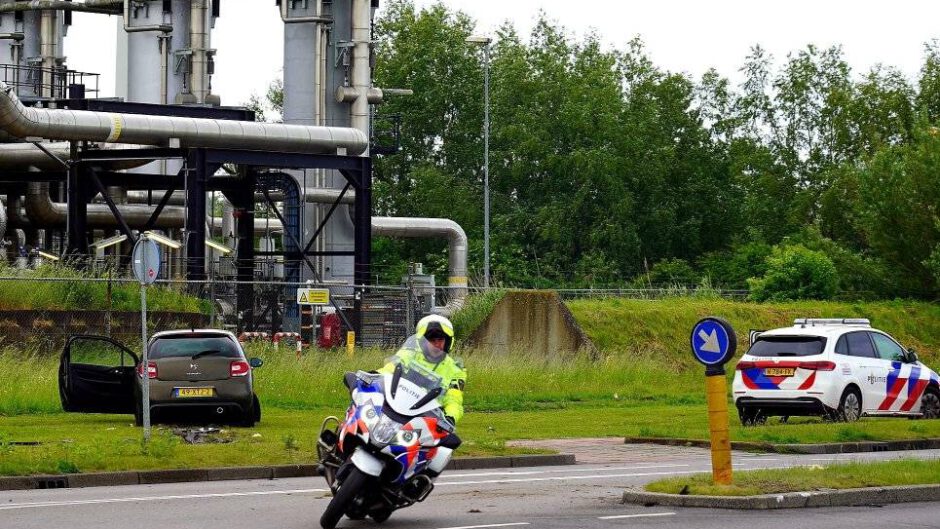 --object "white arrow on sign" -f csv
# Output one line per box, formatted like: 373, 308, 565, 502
698, 328, 721, 353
